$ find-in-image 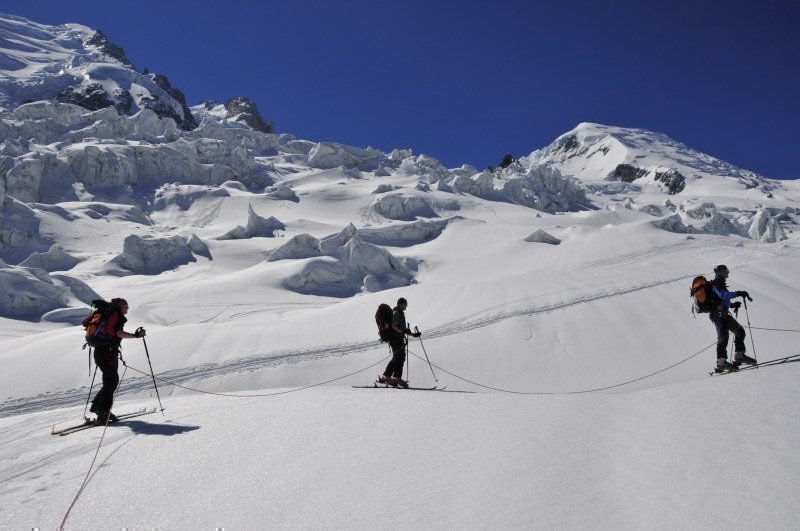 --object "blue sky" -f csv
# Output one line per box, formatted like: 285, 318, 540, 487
5, 0, 799, 179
